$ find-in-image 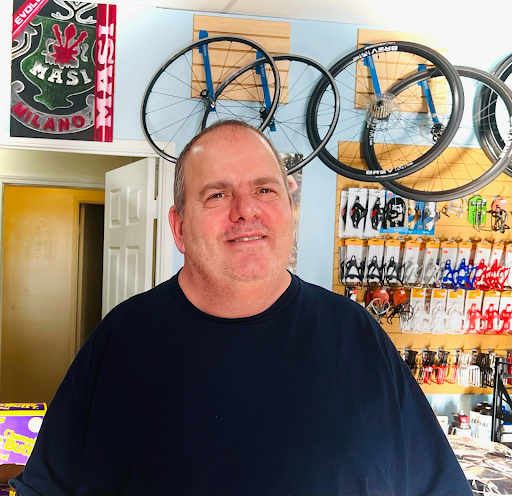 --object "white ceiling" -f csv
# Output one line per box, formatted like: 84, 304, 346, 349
109, 0, 512, 32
